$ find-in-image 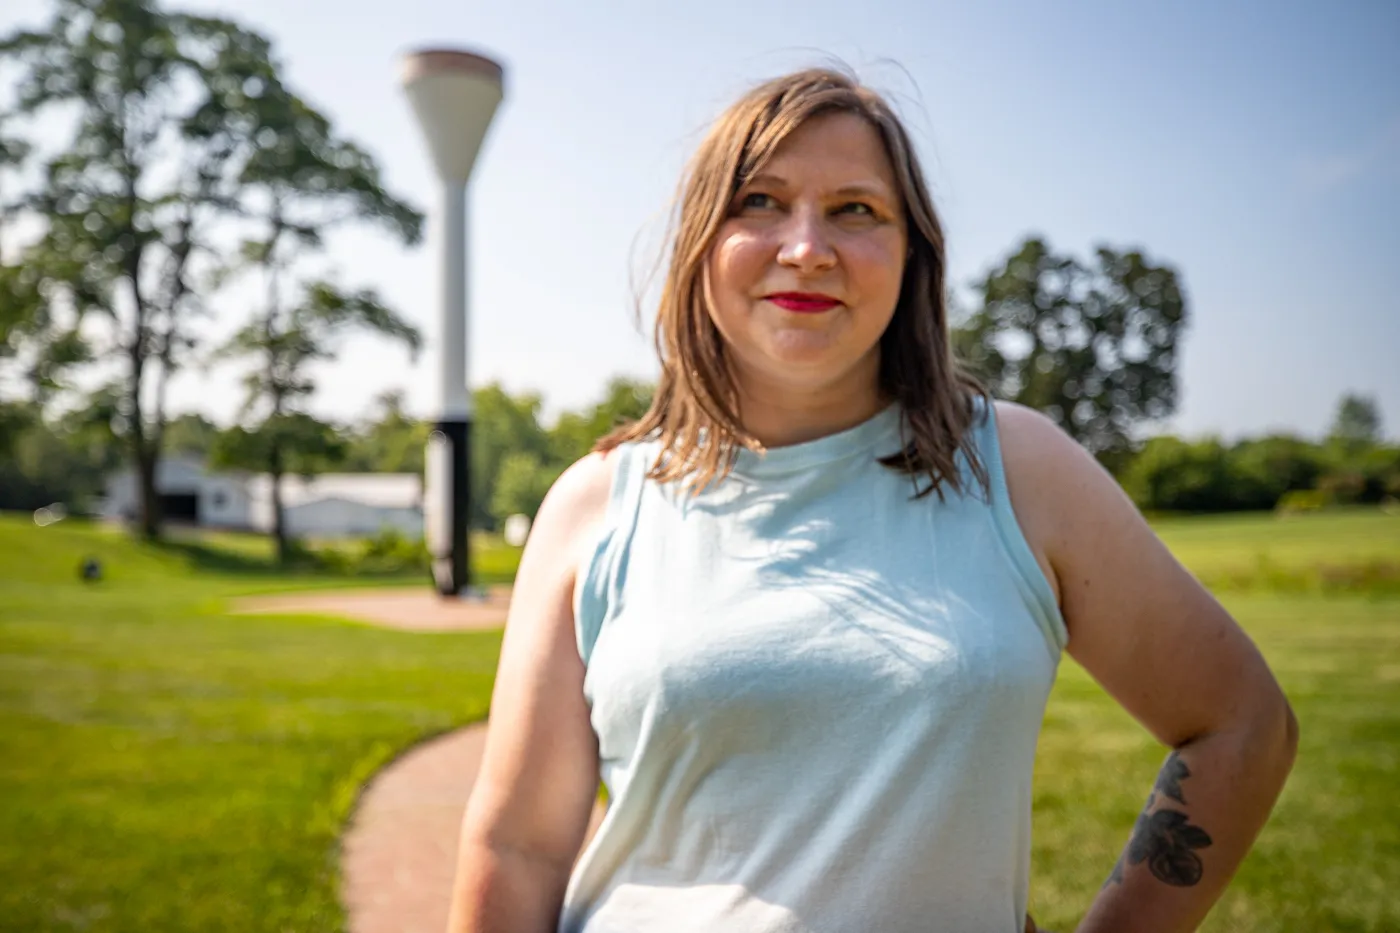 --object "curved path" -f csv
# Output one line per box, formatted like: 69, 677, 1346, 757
234, 585, 515, 632
342, 725, 492, 933
235, 588, 603, 933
